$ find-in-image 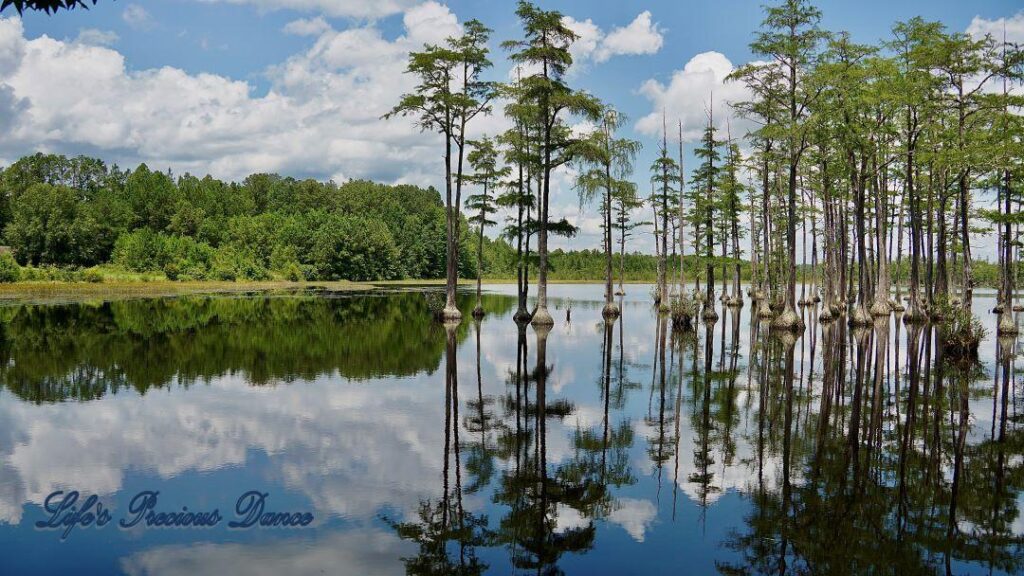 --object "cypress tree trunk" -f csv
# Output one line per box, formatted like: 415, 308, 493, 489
851, 154, 872, 327
602, 145, 619, 319
871, 152, 891, 317
998, 168, 1018, 334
